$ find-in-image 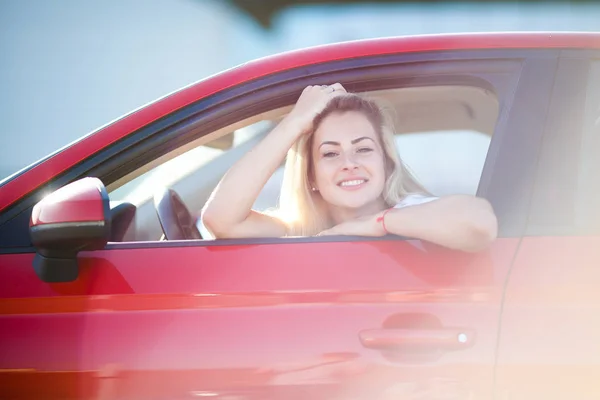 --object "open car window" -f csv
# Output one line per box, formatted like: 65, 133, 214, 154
107, 84, 499, 242
109, 120, 276, 206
